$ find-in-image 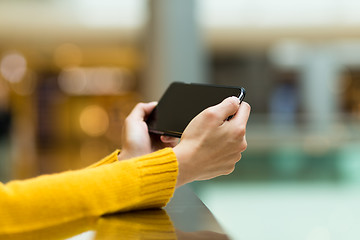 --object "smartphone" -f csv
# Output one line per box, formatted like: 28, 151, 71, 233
146, 82, 246, 138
